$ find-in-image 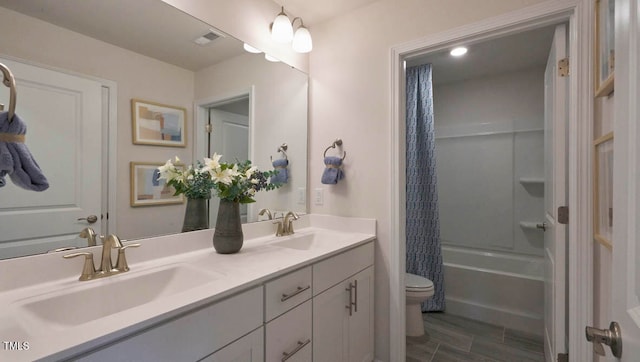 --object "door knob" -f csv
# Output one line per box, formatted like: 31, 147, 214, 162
536, 222, 547, 231
77, 215, 98, 224
585, 321, 622, 358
